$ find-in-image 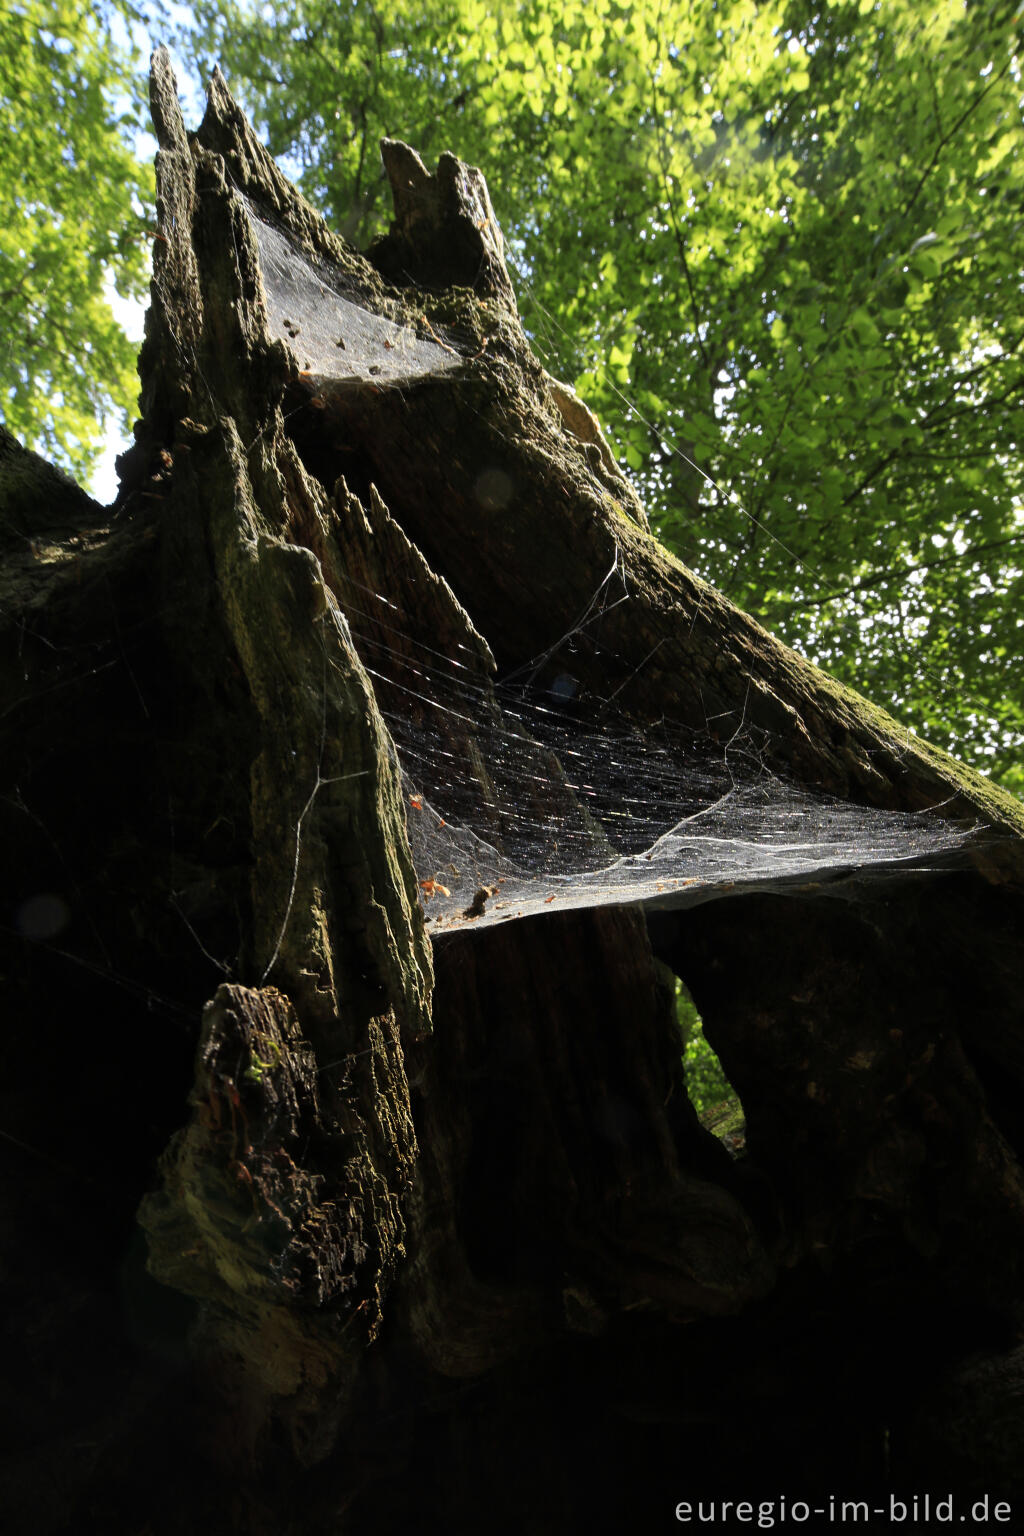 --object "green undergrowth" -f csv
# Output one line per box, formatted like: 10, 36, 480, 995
676, 978, 745, 1148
